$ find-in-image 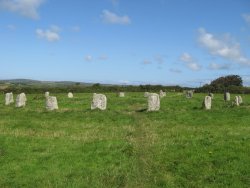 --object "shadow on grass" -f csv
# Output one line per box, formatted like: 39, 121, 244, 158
135, 108, 147, 112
